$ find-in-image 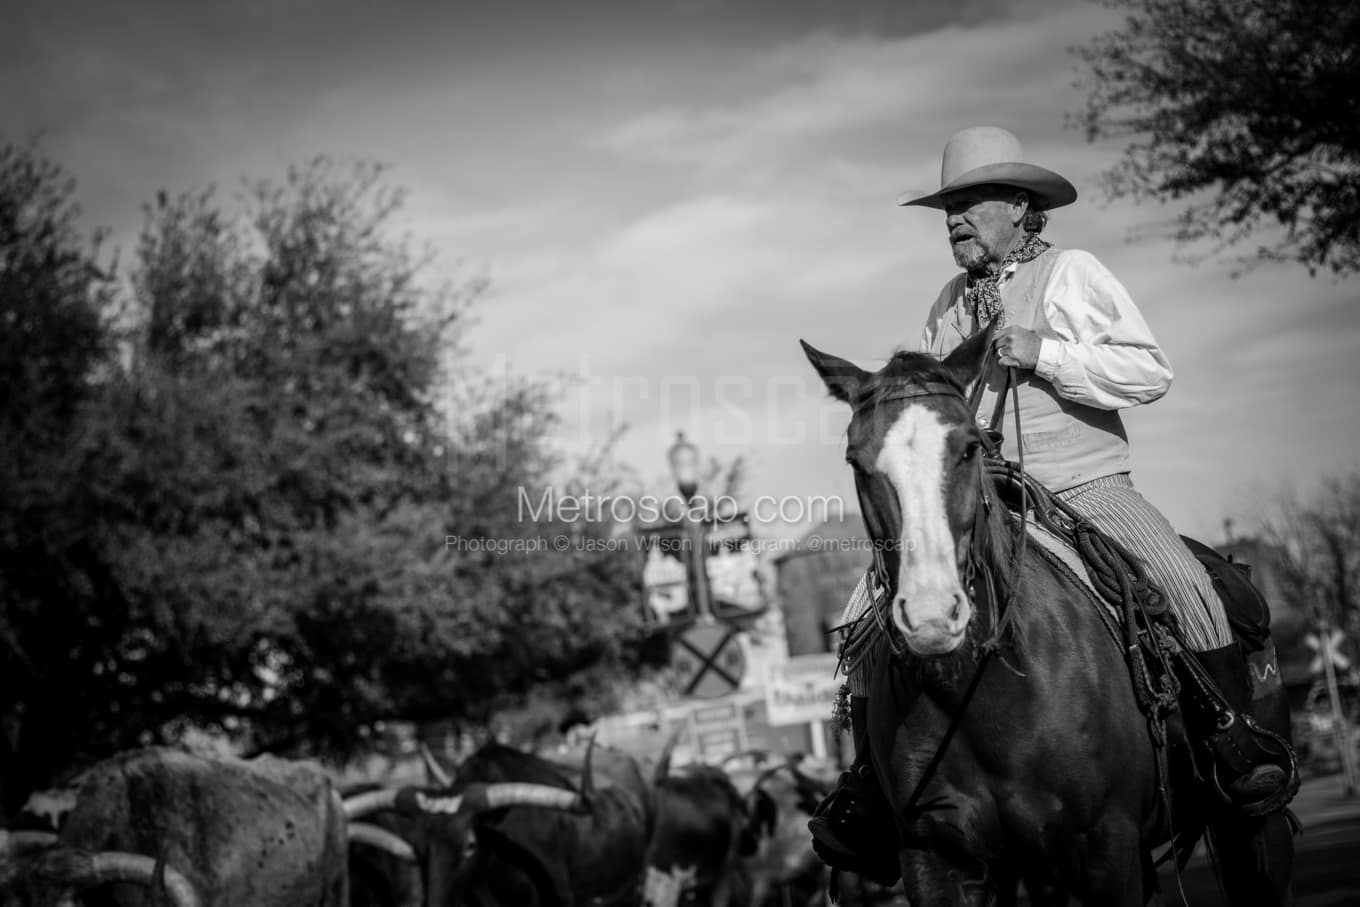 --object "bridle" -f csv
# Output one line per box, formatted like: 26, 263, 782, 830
850, 357, 1030, 823
852, 379, 974, 649
850, 370, 1025, 660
